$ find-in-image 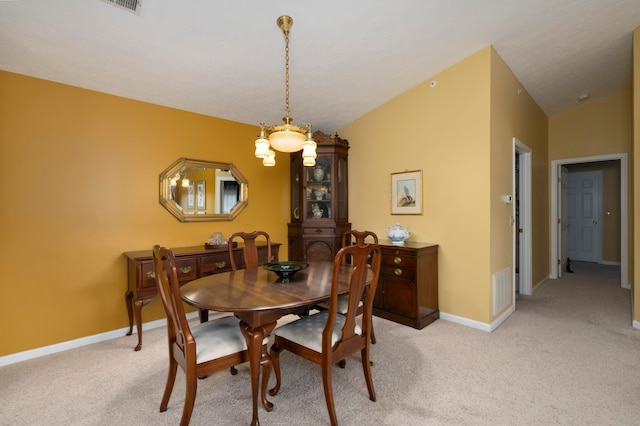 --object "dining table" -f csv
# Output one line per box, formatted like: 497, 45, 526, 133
180, 260, 364, 426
